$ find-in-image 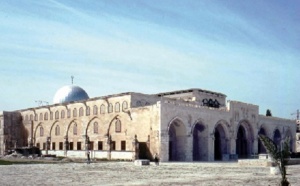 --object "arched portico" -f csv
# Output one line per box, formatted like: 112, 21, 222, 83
258, 127, 267, 154
214, 122, 229, 160
168, 118, 187, 161
236, 120, 254, 159
273, 129, 281, 149
192, 120, 207, 161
